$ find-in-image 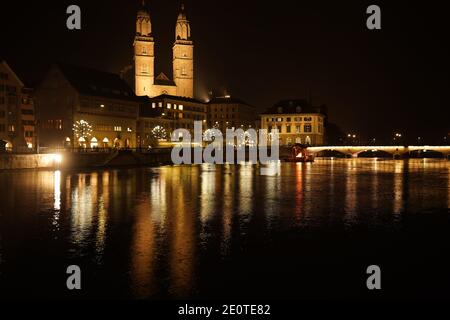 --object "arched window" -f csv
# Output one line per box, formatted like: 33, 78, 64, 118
90, 137, 98, 149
